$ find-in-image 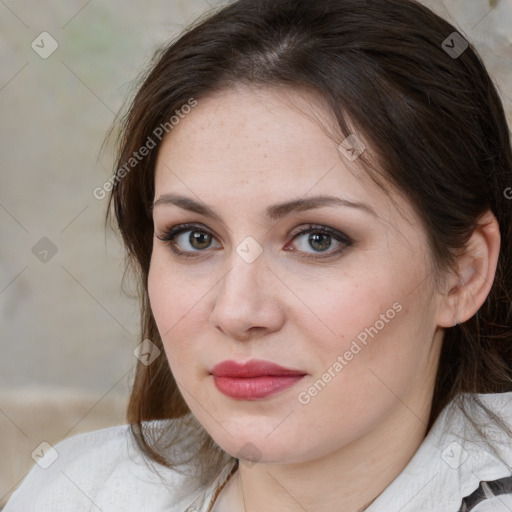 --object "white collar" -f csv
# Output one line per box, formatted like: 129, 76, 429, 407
366, 392, 512, 511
